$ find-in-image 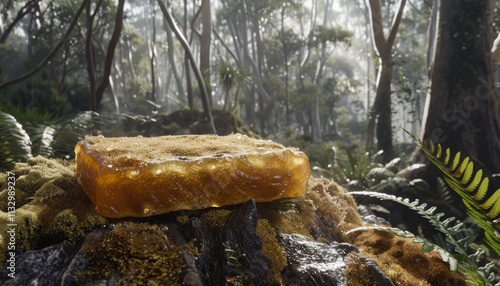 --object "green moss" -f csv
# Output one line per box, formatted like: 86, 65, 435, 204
81, 222, 184, 285
353, 230, 467, 286
0, 156, 107, 262
175, 214, 190, 225
48, 210, 84, 243
256, 219, 287, 284
200, 208, 232, 228
307, 177, 362, 238
343, 253, 376, 286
